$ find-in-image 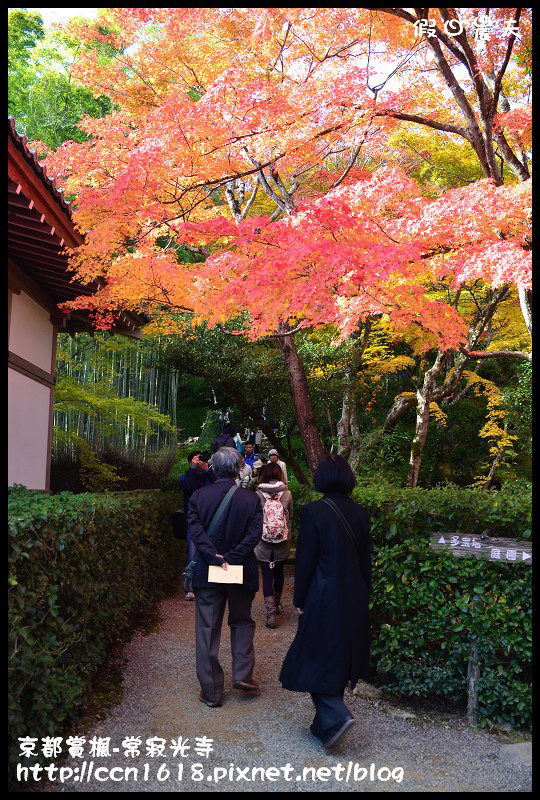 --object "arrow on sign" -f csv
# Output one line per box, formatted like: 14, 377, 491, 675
438, 536, 446, 544
522, 552, 531, 561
